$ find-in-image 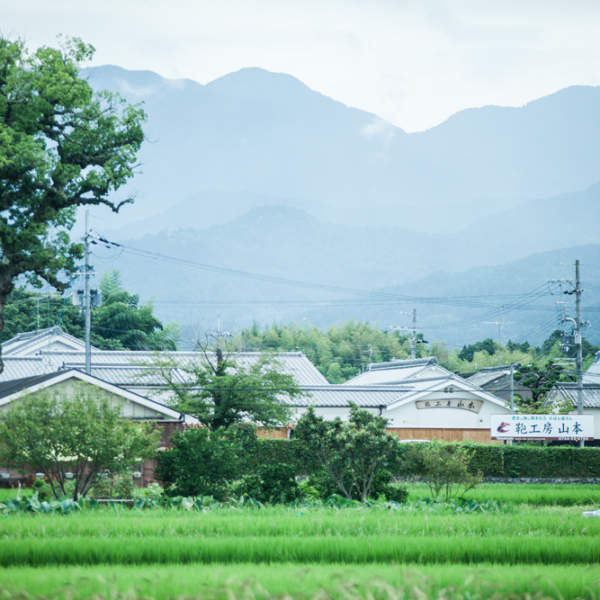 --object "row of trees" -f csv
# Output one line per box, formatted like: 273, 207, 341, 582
2, 271, 179, 350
